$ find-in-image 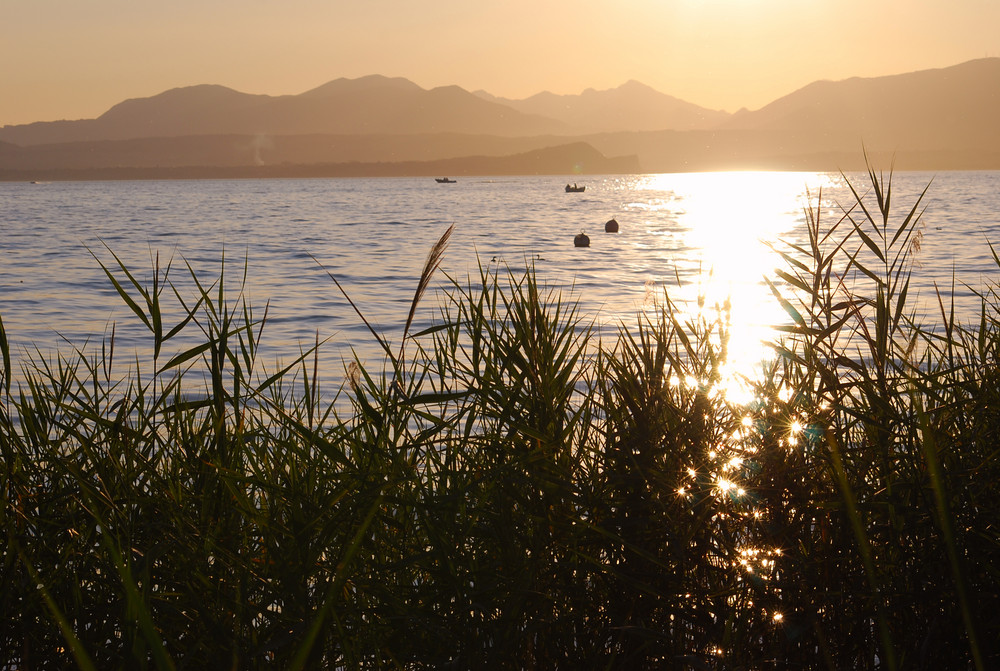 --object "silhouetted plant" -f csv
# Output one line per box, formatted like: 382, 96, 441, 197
1, 164, 997, 669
